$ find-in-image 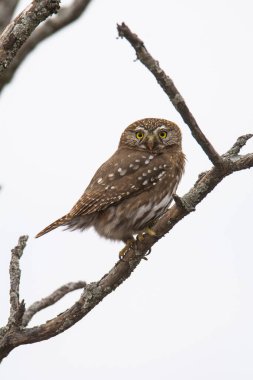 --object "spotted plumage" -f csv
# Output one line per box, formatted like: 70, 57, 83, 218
36, 118, 185, 243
